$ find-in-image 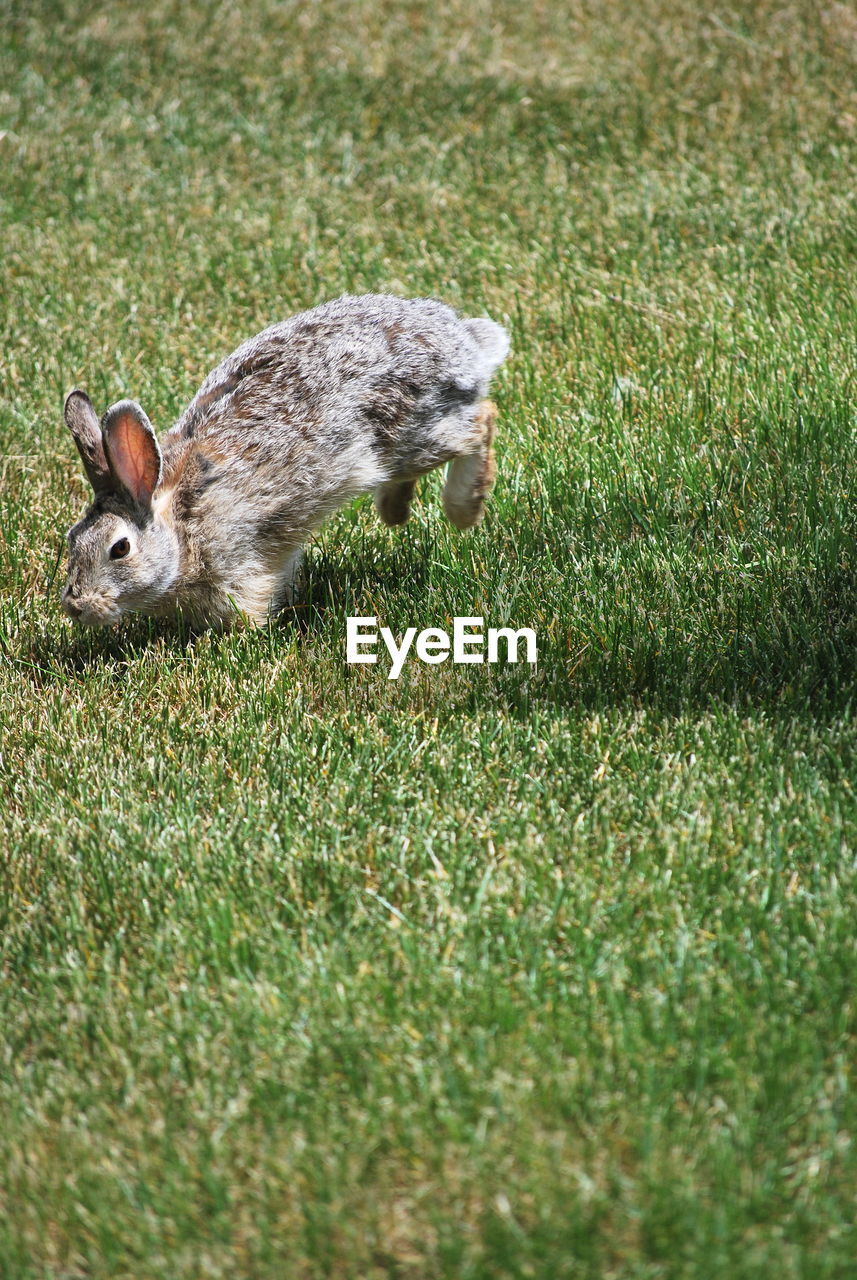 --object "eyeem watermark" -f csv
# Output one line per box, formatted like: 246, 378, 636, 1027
346, 616, 537, 680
